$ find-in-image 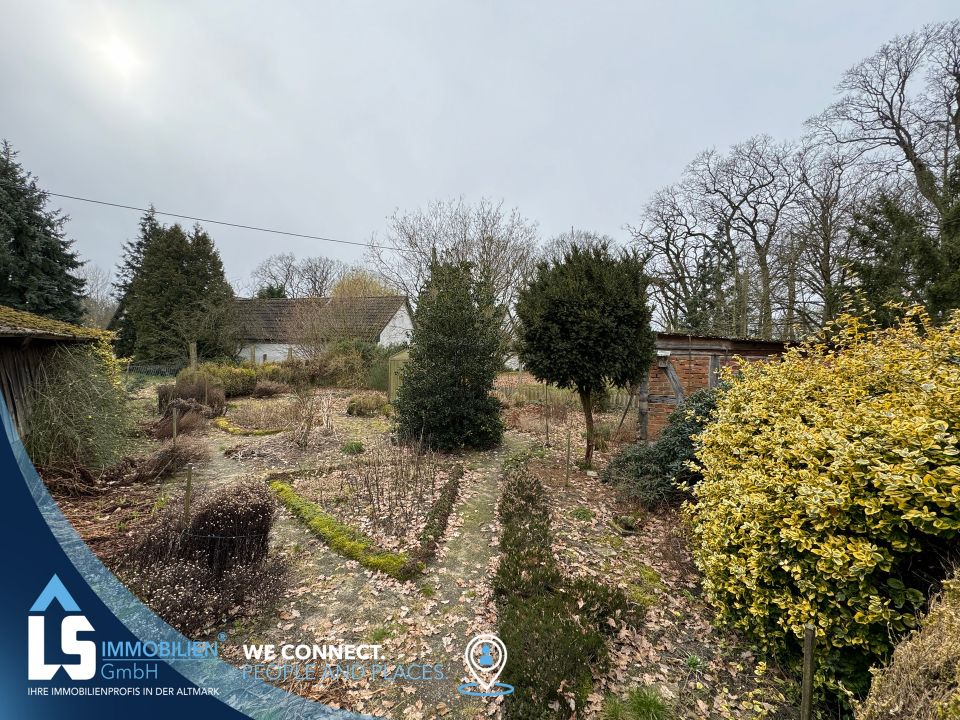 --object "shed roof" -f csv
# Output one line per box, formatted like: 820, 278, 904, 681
654, 331, 787, 356
0, 305, 106, 342
234, 296, 408, 343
